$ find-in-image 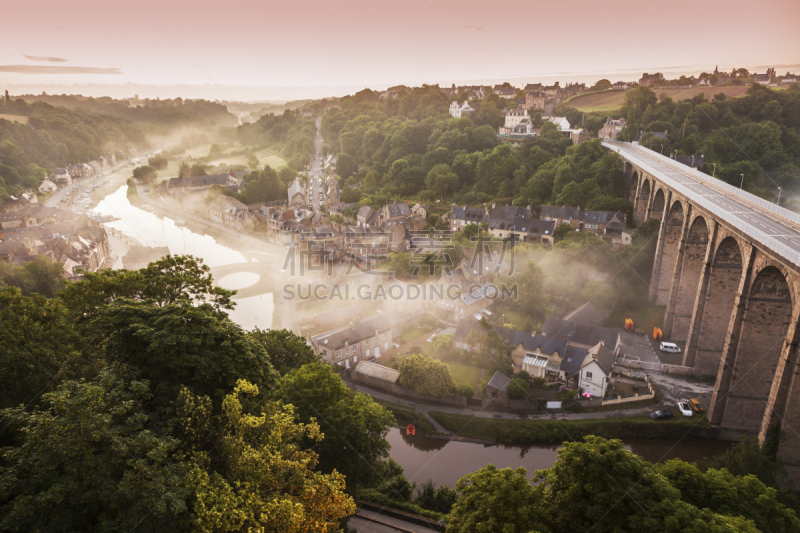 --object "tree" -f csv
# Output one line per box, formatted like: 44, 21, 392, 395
336, 153, 358, 179
273, 363, 394, 491
580, 280, 616, 310
466, 319, 514, 375
178, 161, 190, 178
447, 465, 541, 533
95, 300, 277, 415
132, 164, 157, 184
148, 154, 168, 170
0, 255, 64, 297
398, 353, 456, 397
658, 459, 800, 532
188, 380, 356, 532
0, 369, 194, 532
532, 436, 760, 532
248, 328, 319, 376
553, 222, 574, 242
414, 480, 458, 514
59, 254, 235, 322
